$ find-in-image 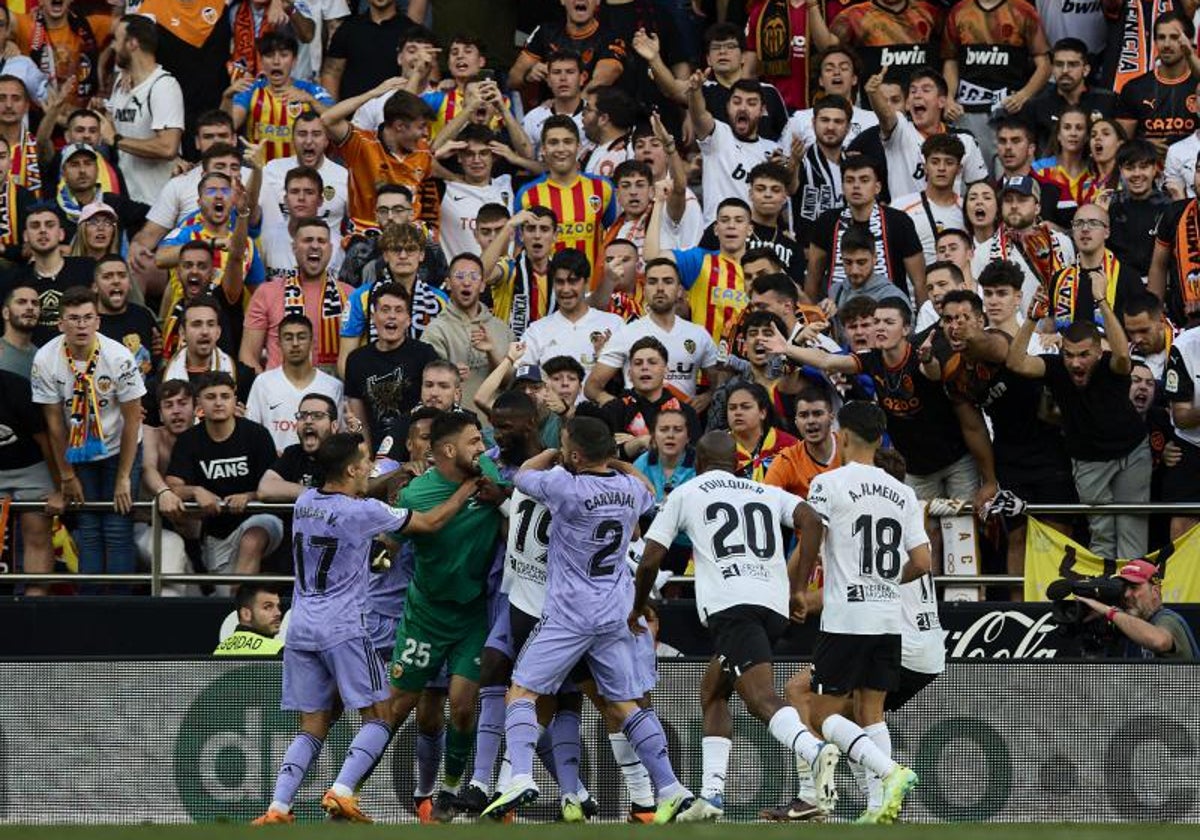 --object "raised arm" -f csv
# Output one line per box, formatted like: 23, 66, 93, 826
686, 69, 716, 141
403, 477, 479, 533
1093, 271, 1131, 374
1005, 295, 1048, 378
322, 76, 407, 144
864, 69, 897, 137
806, 0, 839, 50
630, 28, 689, 105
